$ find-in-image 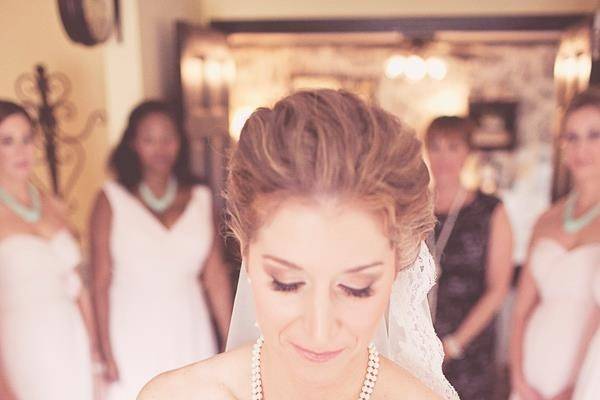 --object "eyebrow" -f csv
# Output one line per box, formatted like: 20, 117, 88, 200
262, 255, 383, 273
